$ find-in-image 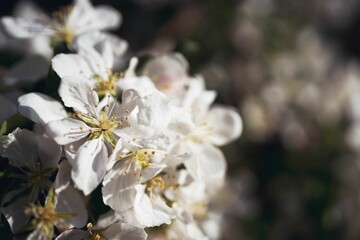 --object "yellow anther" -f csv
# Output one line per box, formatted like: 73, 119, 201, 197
87, 222, 93, 229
